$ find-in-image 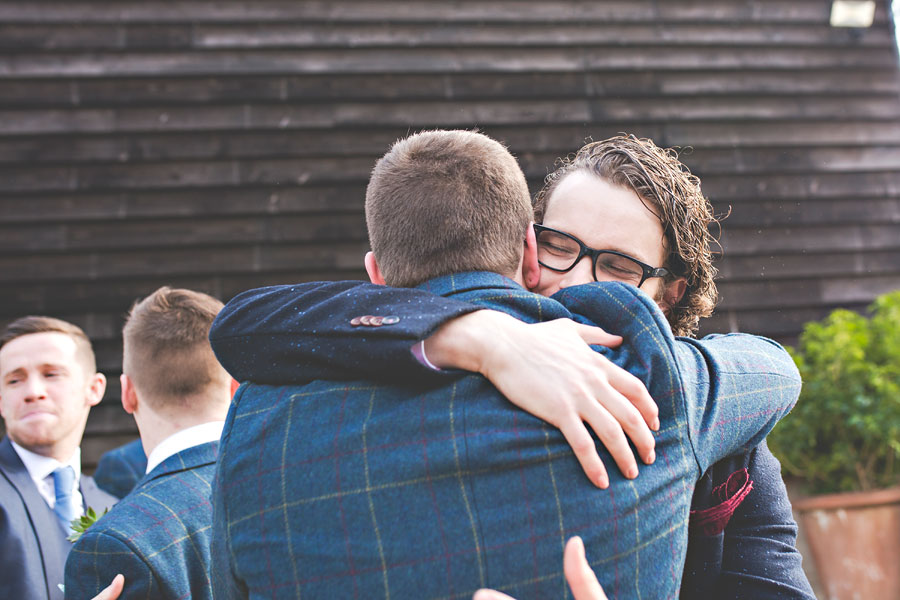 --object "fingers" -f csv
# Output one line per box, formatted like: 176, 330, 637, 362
558, 417, 610, 488
576, 400, 643, 480
564, 537, 608, 600
584, 379, 656, 467
473, 588, 516, 600
571, 321, 622, 348
603, 365, 659, 432
92, 574, 124, 600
